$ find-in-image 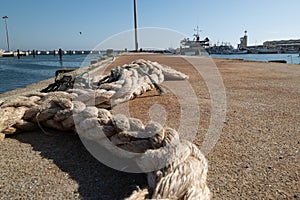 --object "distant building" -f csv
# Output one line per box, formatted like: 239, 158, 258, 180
263, 39, 300, 53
